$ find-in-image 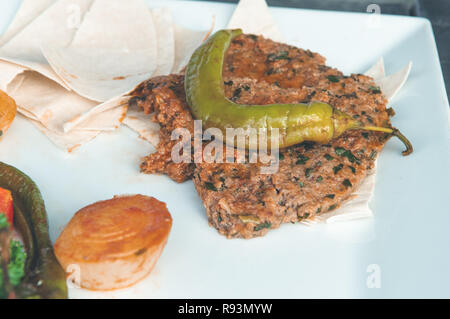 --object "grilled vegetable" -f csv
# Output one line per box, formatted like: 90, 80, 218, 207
0, 90, 17, 139
185, 29, 413, 155
54, 195, 172, 291
0, 162, 67, 299
0, 188, 13, 227
0, 213, 27, 299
